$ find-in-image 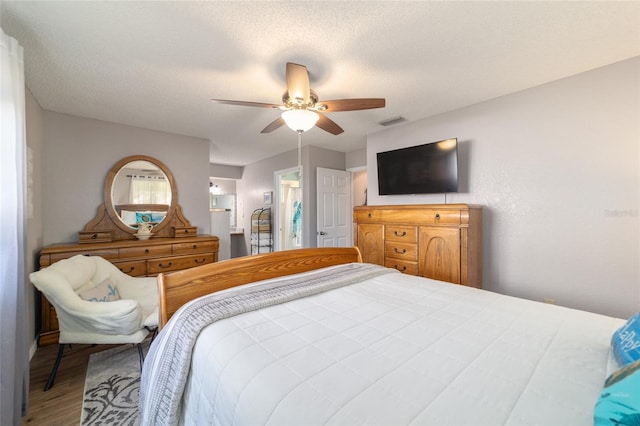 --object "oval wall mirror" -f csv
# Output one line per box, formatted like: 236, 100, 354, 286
103, 155, 178, 235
